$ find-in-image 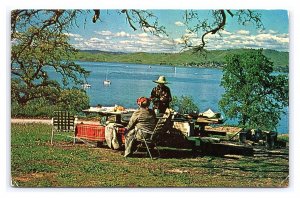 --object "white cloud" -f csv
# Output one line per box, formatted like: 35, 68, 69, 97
277, 33, 289, 38
95, 30, 113, 36
174, 38, 185, 44
64, 33, 82, 38
89, 37, 105, 43
161, 39, 174, 45
115, 31, 130, 37
175, 21, 184, 26
268, 30, 278, 34
220, 30, 232, 35
74, 37, 84, 41
237, 30, 250, 35
205, 32, 216, 39
255, 33, 270, 41
71, 29, 177, 53
136, 40, 155, 46
138, 36, 152, 43
137, 33, 148, 37
119, 40, 134, 44
254, 33, 288, 44
205, 30, 289, 51
183, 32, 197, 39
70, 26, 288, 52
